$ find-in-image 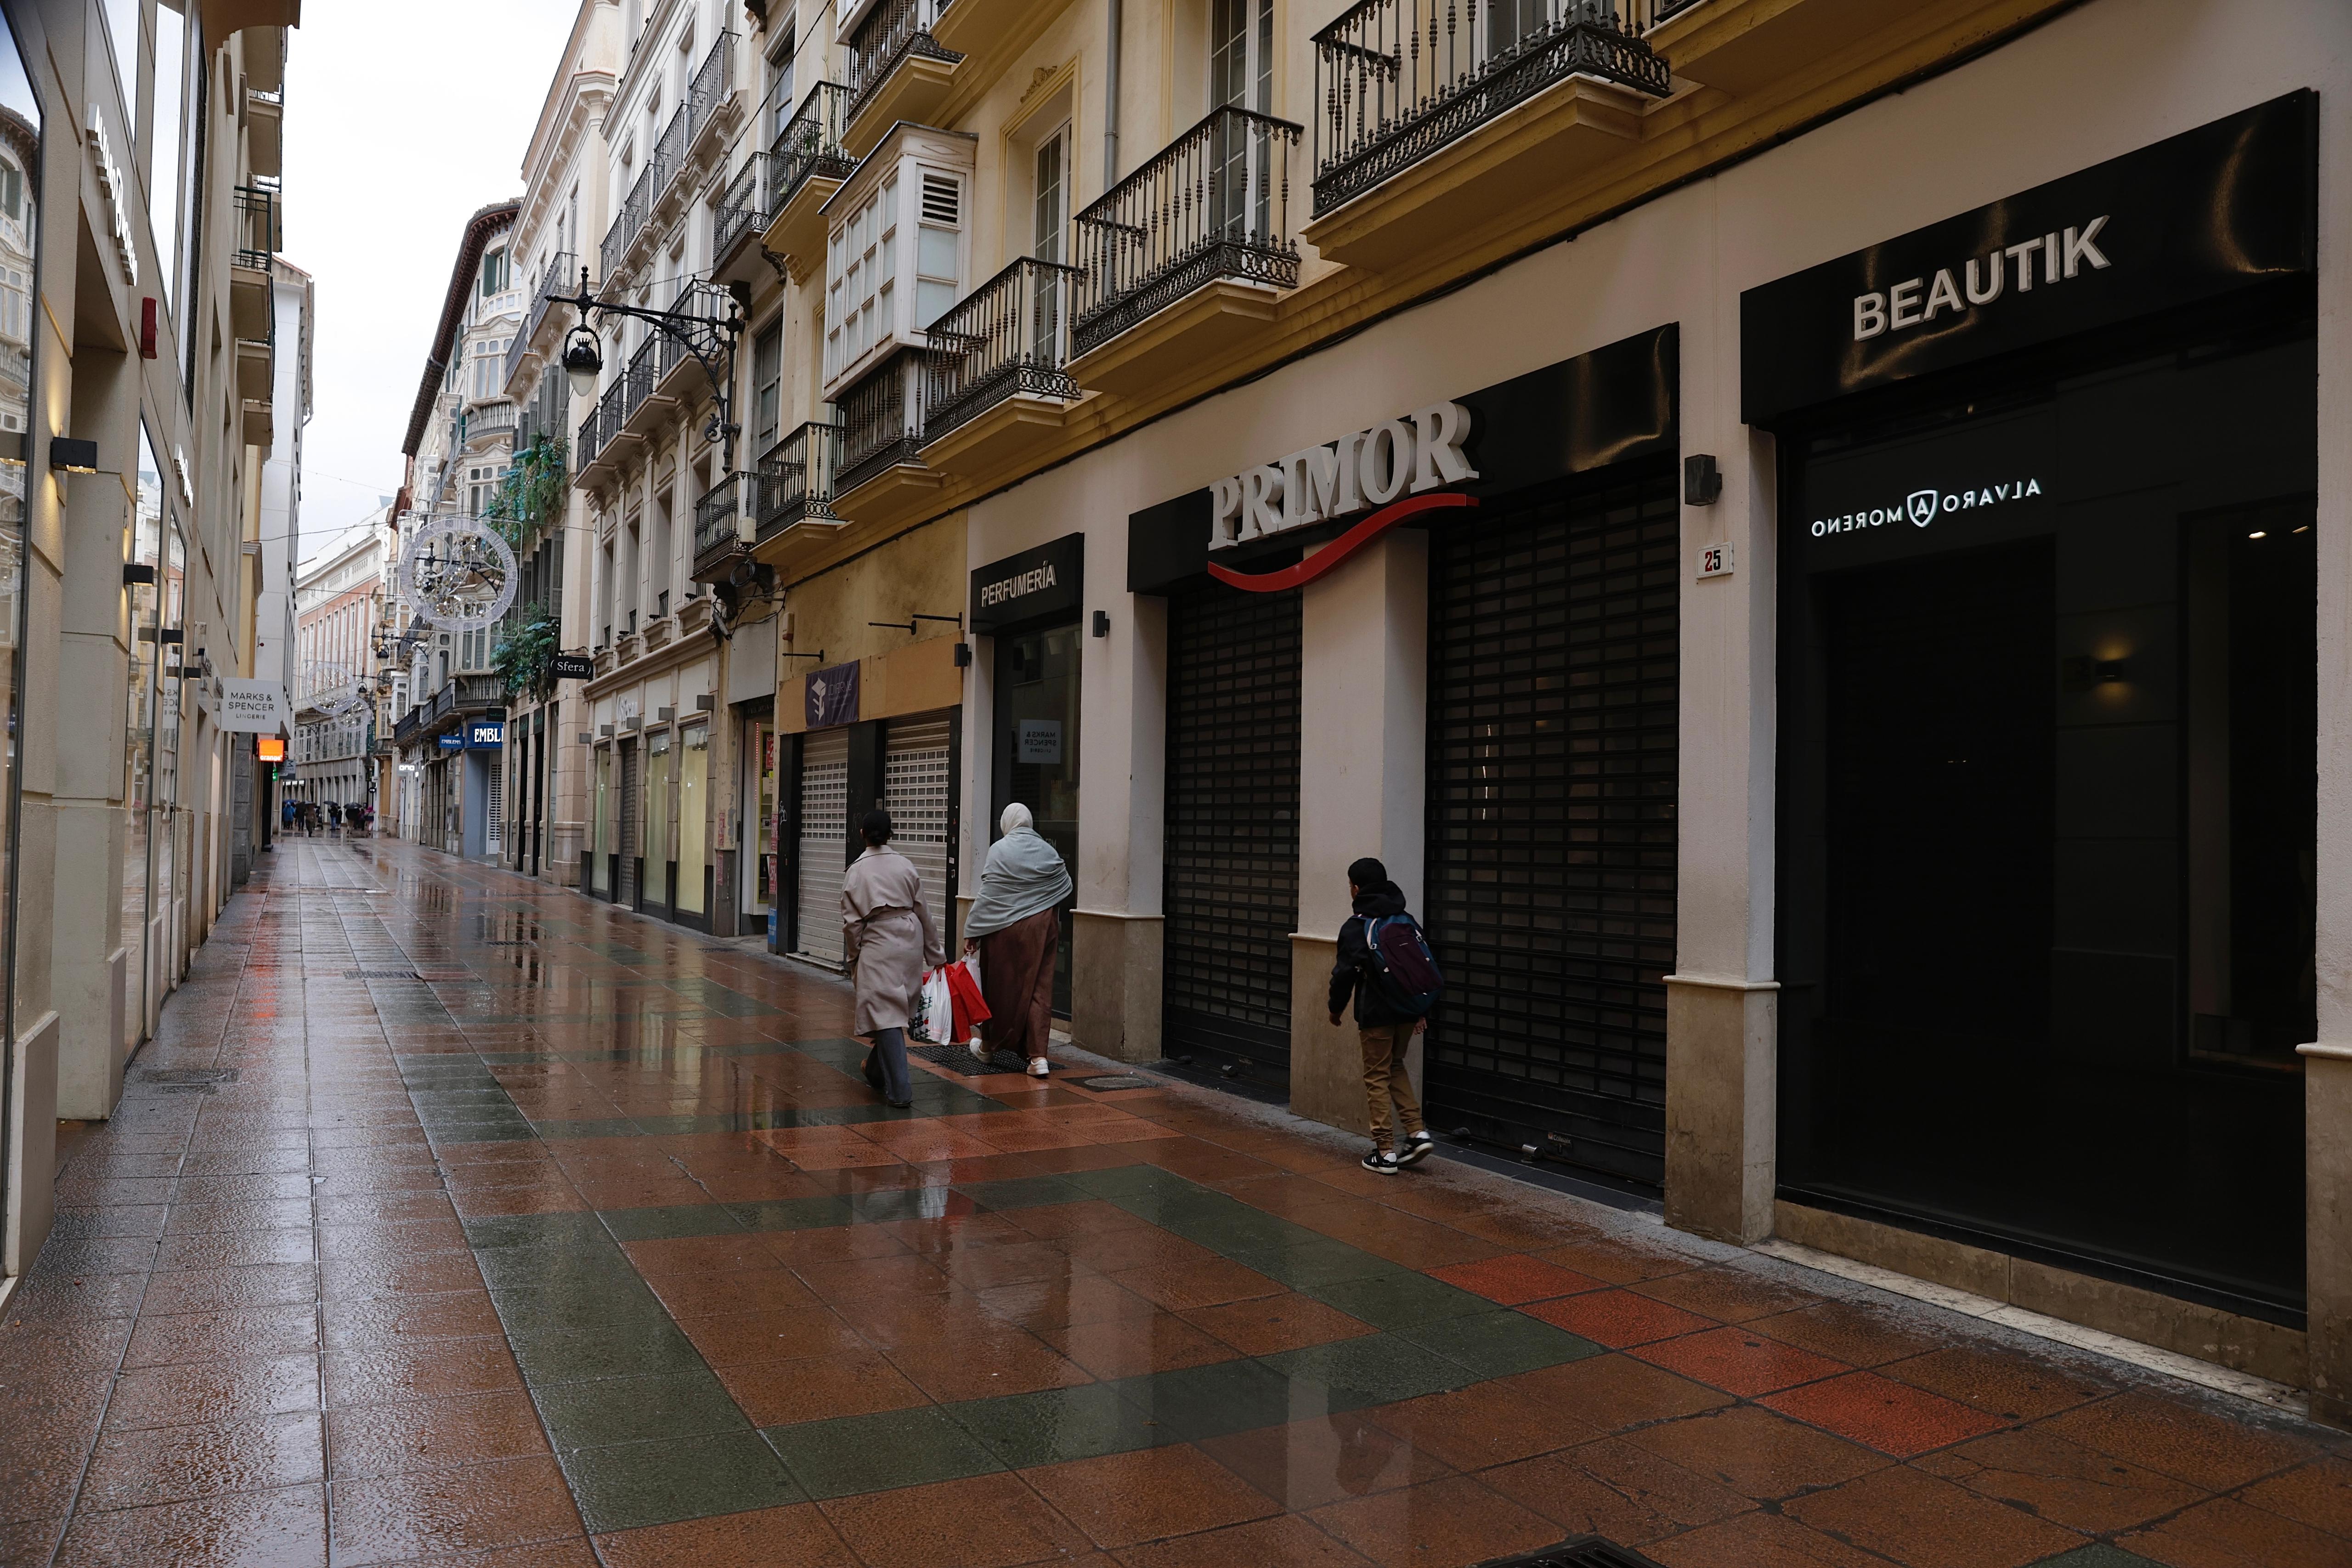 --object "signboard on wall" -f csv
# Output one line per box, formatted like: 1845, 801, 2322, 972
805, 660, 860, 729
1740, 92, 2317, 424
218, 678, 290, 733
437, 734, 463, 752
467, 721, 505, 749
1125, 325, 1678, 595
970, 534, 1084, 635
551, 654, 595, 681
